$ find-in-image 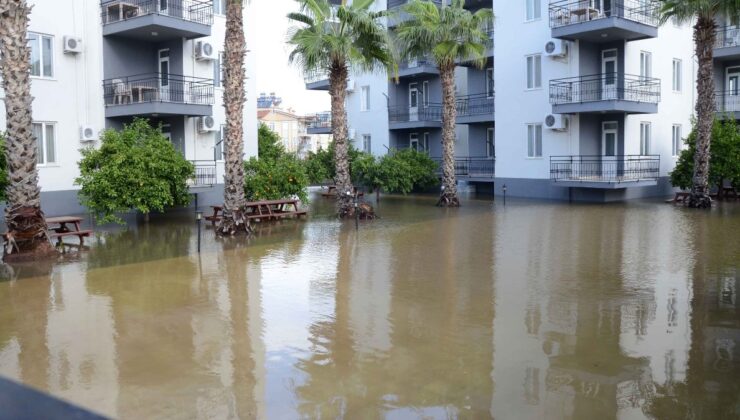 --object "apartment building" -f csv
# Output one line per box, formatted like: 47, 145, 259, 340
307, 0, 696, 202
714, 17, 740, 119
0, 0, 258, 215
